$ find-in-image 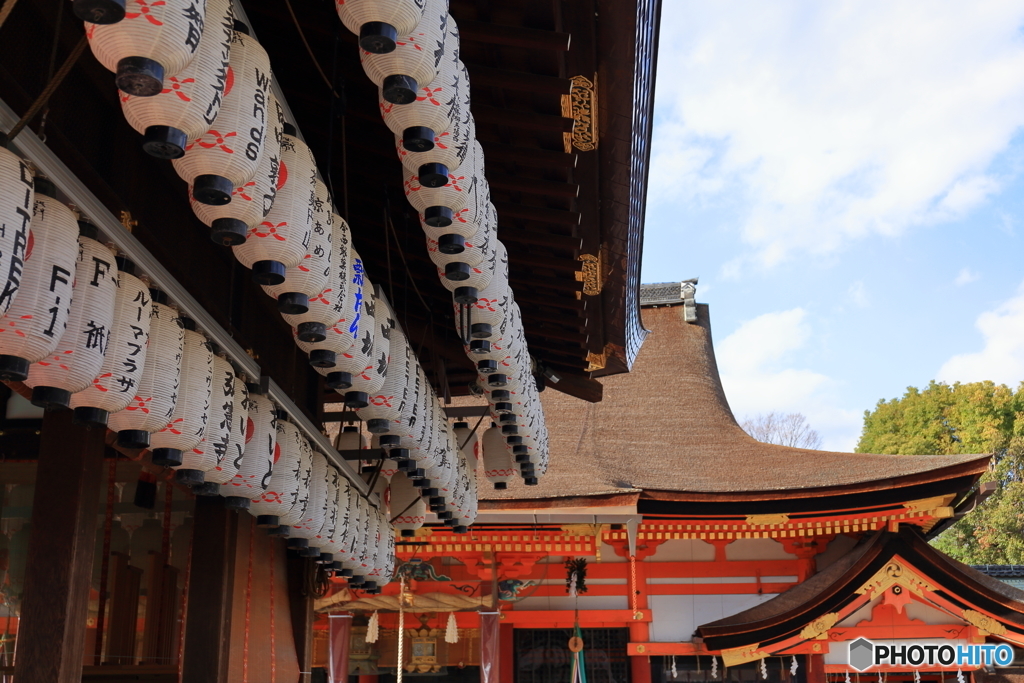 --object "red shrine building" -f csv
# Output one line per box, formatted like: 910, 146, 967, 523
321, 284, 1024, 683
